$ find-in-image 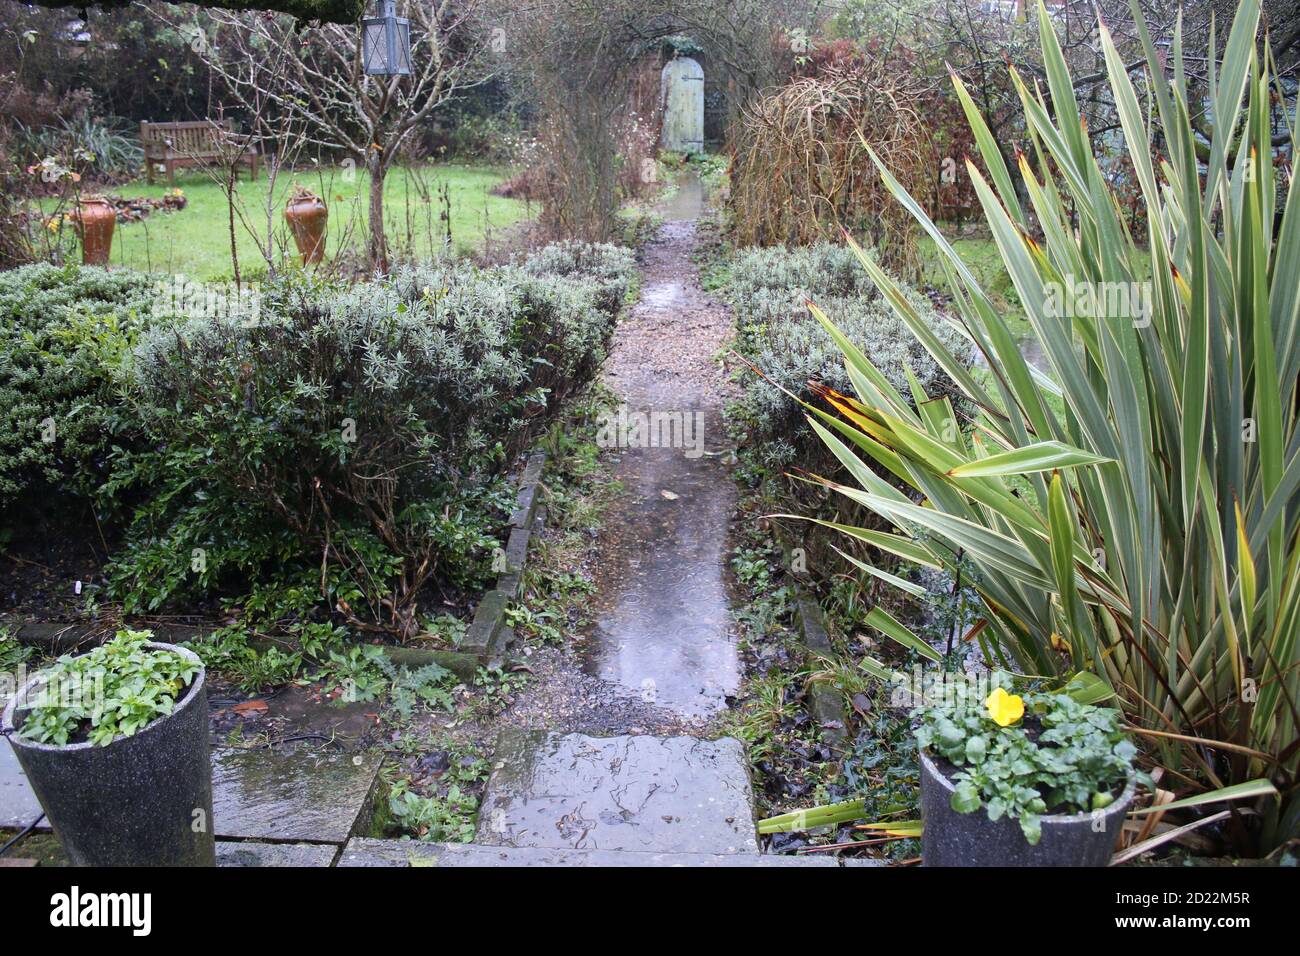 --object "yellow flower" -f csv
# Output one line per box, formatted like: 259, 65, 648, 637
985, 686, 1025, 727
